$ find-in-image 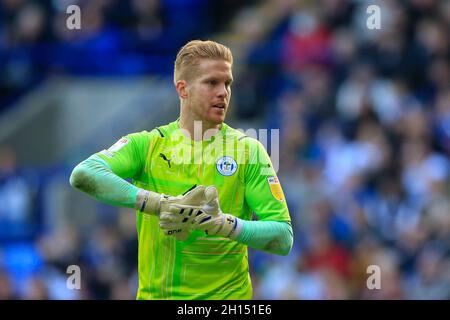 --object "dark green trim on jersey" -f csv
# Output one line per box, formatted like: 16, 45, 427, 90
156, 127, 164, 137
